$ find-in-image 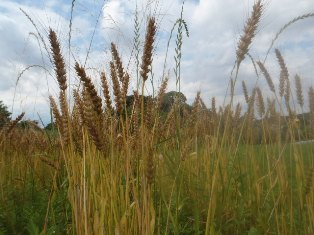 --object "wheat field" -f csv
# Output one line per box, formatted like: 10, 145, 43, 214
0, 1, 313, 234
